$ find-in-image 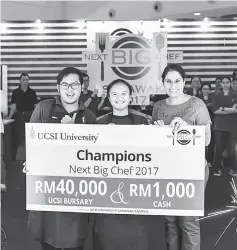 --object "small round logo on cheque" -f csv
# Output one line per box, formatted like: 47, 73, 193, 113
111, 34, 151, 80
176, 130, 191, 145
